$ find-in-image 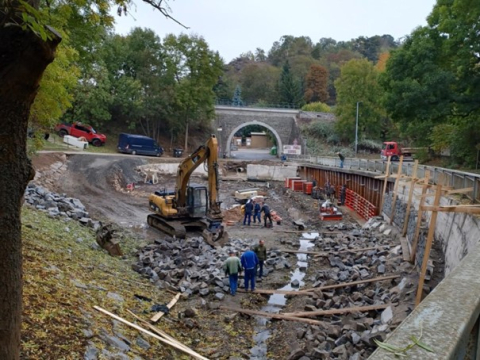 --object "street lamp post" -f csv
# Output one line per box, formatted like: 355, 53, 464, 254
217, 125, 223, 157
355, 102, 360, 156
